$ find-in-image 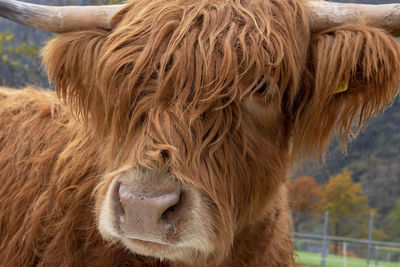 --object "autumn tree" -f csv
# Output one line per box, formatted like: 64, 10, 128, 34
0, 29, 44, 88
319, 169, 375, 253
289, 176, 321, 232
